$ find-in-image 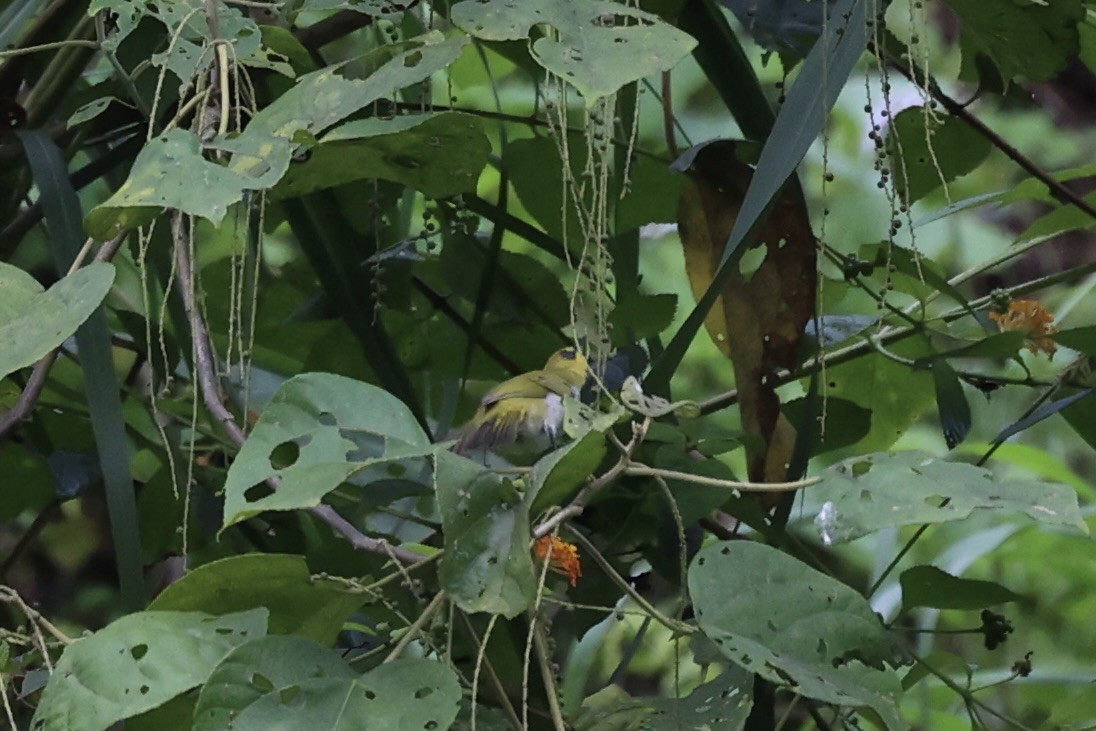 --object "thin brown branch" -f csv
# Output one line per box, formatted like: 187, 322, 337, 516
171, 212, 427, 566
